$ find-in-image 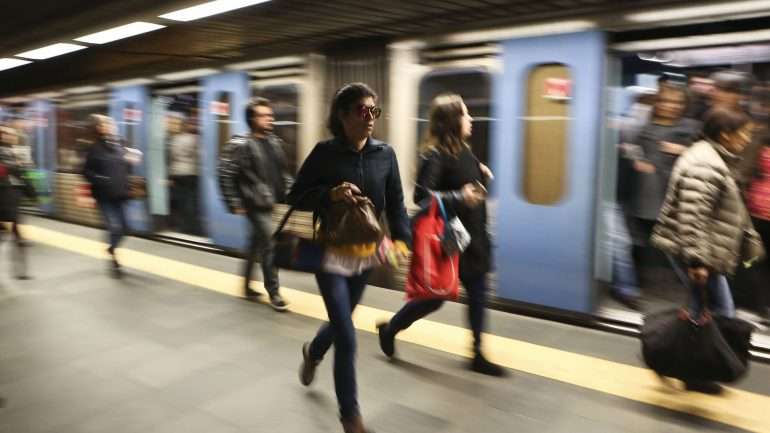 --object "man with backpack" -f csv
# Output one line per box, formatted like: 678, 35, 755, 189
219, 98, 293, 311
